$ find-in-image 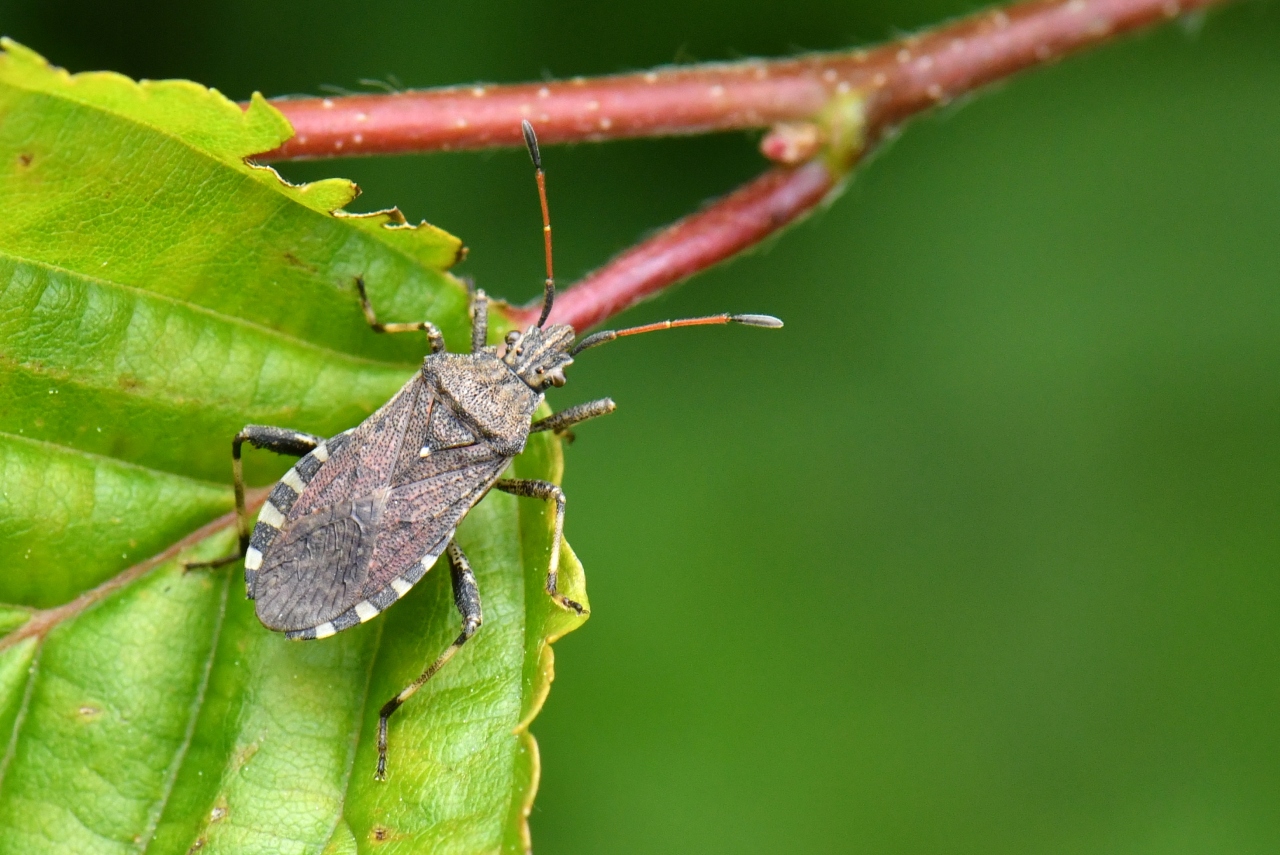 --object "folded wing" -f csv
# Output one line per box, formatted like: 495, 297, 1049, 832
251, 377, 512, 638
